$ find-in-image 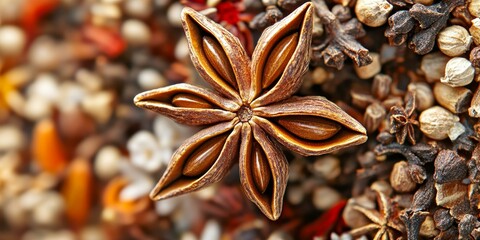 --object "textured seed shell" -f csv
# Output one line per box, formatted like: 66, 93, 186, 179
134, 83, 238, 125
239, 123, 288, 220
181, 7, 251, 102
182, 134, 228, 177
277, 115, 341, 140
172, 93, 213, 109
253, 96, 367, 156
251, 142, 271, 193
150, 119, 241, 200
202, 36, 238, 89
262, 33, 299, 89
250, 3, 313, 106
